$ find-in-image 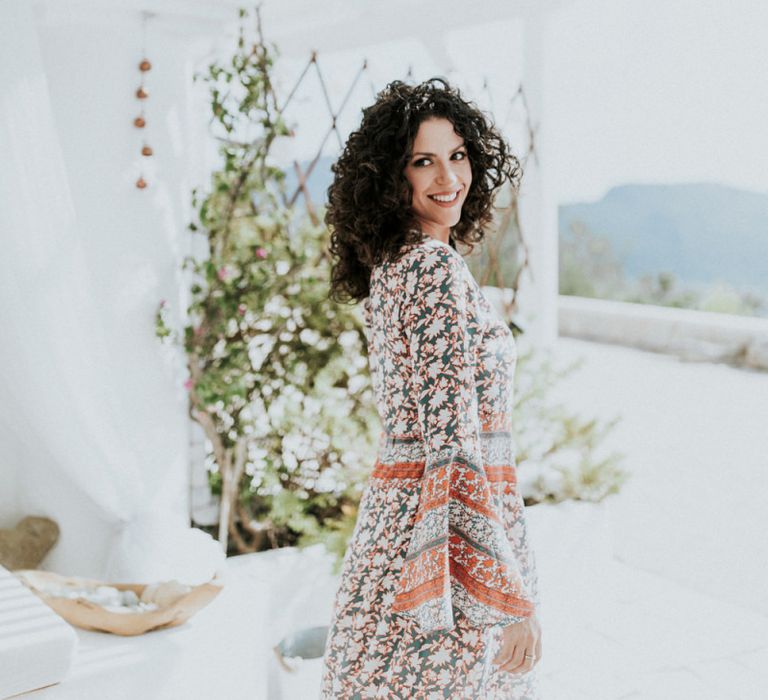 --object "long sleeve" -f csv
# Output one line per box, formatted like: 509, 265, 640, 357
391, 245, 535, 634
